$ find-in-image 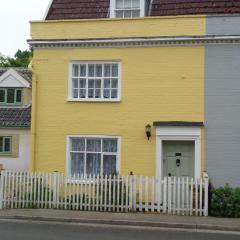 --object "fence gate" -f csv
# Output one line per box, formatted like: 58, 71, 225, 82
0, 171, 209, 216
